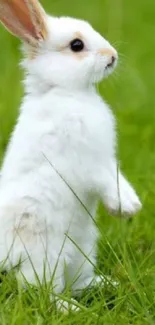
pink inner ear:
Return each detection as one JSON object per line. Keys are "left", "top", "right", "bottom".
{"left": 0, "top": 2, "right": 28, "bottom": 40}
{"left": 5, "top": 0, "right": 39, "bottom": 39}
{"left": 0, "top": 0, "right": 47, "bottom": 43}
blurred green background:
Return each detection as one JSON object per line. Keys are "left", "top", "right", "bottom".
{"left": 0, "top": 0, "right": 155, "bottom": 323}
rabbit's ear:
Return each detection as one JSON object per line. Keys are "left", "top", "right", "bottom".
{"left": 0, "top": 0, "right": 48, "bottom": 46}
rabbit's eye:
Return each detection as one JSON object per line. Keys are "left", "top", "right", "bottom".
{"left": 70, "top": 39, "right": 84, "bottom": 52}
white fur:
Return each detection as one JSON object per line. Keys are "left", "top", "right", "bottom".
{"left": 0, "top": 14, "right": 141, "bottom": 299}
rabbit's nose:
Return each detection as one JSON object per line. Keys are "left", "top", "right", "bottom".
{"left": 98, "top": 48, "right": 118, "bottom": 67}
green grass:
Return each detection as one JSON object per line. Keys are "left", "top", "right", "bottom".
{"left": 0, "top": 0, "right": 155, "bottom": 323}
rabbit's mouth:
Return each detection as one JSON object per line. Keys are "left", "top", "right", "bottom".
{"left": 104, "top": 56, "right": 117, "bottom": 78}
{"left": 105, "top": 55, "right": 116, "bottom": 69}
{"left": 105, "top": 55, "right": 117, "bottom": 71}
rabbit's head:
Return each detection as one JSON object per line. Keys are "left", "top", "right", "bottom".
{"left": 0, "top": 0, "right": 118, "bottom": 93}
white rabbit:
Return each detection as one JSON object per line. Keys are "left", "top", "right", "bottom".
{"left": 0, "top": 0, "right": 141, "bottom": 311}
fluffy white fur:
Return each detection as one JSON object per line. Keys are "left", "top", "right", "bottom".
{"left": 0, "top": 9, "right": 141, "bottom": 304}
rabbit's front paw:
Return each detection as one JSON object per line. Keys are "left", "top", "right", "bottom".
{"left": 118, "top": 186, "right": 141, "bottom": 217}
{"left": 105, "top": 179, "right": 142, "bottom": 217}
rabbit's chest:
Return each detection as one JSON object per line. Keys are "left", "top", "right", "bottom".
{"left": 41, "top": 100, "right": 116, "bottom": 170}
{"left": 64, "top": 102, "right": 114, "bottom": 149}
{"left": 34, "top": 93, "right": 116, "bottom": 157}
